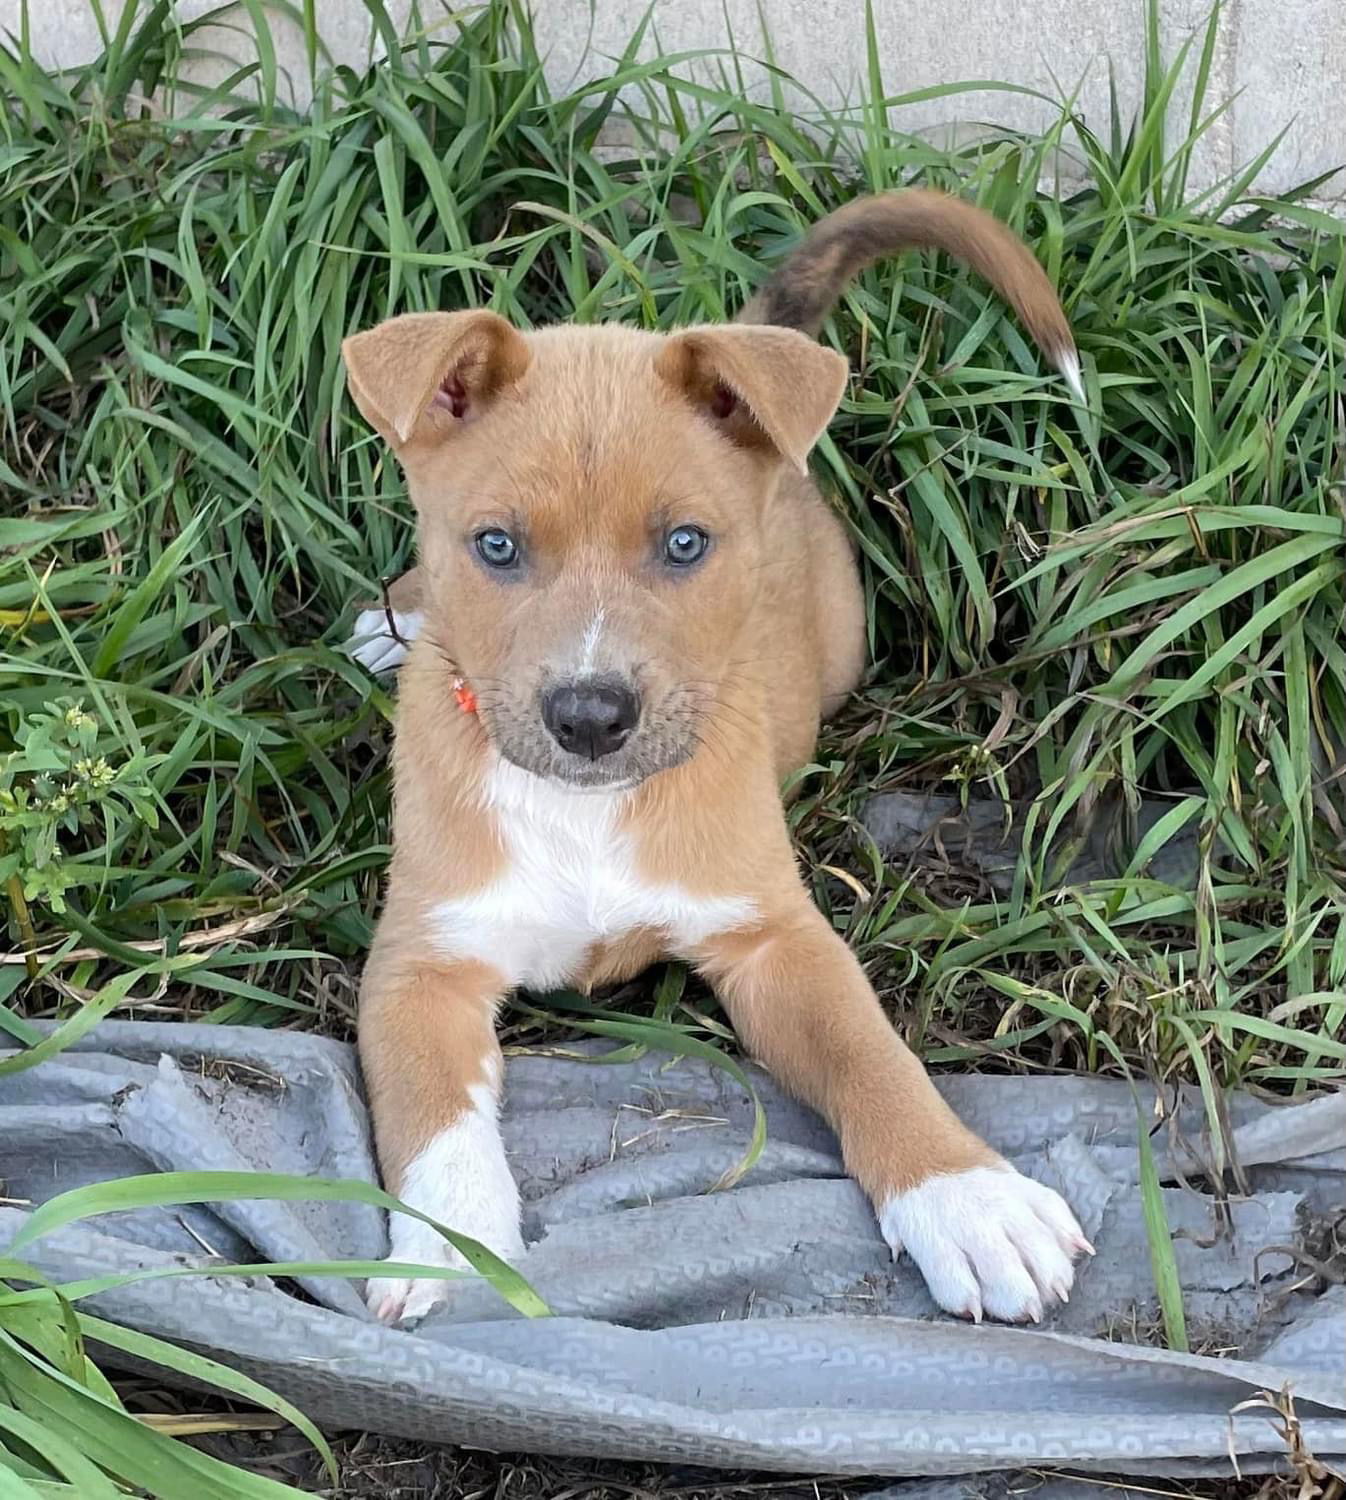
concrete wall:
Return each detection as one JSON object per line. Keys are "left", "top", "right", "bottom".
{"left": 9, "top": 1, "right": 1344, "bottom": 201}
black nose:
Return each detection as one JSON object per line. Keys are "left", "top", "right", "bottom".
{"left": 541, "top": 678, "right": 641, "bottom": 760}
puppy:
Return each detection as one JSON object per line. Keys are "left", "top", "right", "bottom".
{"left": 343, "top": 189, "right": 1090, "bottom": 1327}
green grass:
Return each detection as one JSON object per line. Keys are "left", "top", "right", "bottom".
{"left": 3, "top": 0, "right": 1341, "bottom": 1079}
{"left": 1, "top": 1233, "right": 337, "bottom": 1498}
{"left": 1, "top": 0, "right": 1344, "bottom": 1489}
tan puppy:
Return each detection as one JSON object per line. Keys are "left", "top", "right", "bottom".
{"left": 343, "top": 190, "right": 1091, "bottom": 1327}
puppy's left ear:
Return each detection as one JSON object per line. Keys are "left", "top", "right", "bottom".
{"left": 655, "top": 325, "right": 848, "bottom": 474}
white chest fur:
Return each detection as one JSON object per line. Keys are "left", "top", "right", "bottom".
{"left": 430, "top": 759, "right": 755, "bottom": 988}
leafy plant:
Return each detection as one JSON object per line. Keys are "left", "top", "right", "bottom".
{"left": 1, "top": 702, "right": 161, "bottom": 944}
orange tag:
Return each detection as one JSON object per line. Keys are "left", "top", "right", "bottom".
{"left": 453, "top": 677, "right": 478, "bottom": 715}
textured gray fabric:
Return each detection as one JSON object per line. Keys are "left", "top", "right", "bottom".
{"left": 2, "top": 1020, "right": 1342, "bottom": 1484}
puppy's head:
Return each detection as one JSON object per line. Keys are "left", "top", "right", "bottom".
{"left": 343, "top": 310, "right": 847, "bottom": 789}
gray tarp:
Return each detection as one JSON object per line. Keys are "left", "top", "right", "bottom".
{"left": 2, "top": 1020, "right": 1343, "bottom": 1489}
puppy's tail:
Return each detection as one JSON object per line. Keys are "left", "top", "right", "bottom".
{"left": 737, "top": 188, "right": 1082, "bottom": 400}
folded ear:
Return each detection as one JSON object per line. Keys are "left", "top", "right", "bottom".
{"left": 654, "top": 325, "right": 849, "bottom": 473}
{"left": 342, "top": 310, "right": 530, "bottom": 447}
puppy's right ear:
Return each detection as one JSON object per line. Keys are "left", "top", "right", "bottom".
{"left": 342, "top": 310, "right": 530, "bottom": 448}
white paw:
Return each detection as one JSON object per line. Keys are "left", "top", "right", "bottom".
{"left": 367, "top": 1094, "right": 525, "bottom": 1325}
{"left": 880, "top": 1163, "right": 1093, "bottom": 1324}
{"left": 366, "top": 1212, "right": 525, "bottom": 1326}
{"left": 345, "top": 607, "right": 423, "bottom": 674}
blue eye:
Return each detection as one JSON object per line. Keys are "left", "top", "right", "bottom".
{"left": 664, "top": 525, "right": 710, "bottom": 567}
{"left": 475, "top": 528, "right": 519, "bottom": 568}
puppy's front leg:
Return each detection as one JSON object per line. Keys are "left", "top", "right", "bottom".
{"left": 695, "top": 901, "right": 1091, "bottom": 1323}
{"left": 358, "top": 952, "right": 523, "bottom": 1324}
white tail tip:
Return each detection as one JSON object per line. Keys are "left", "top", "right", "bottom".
{"left": 1055, "top": 348, "right": 1086, "bottom": 406}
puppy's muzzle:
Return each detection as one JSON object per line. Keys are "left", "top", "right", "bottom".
{"left": 541, "top": 676, "right": 641, "bottom": 761}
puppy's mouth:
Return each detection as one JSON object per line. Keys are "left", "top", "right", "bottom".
{"left": 525, "top": 761, "right": 642, "bottom": 792}
{"left": 492, "top": 734, "right": 689, "bottom": 792}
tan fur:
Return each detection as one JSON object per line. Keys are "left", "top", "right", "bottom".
{"left": 347, "top": 191, "right": 1076, "bottom": 1278}
{"left": 737, "top": 186, "right": 1075, "bottom": 365}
